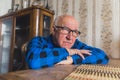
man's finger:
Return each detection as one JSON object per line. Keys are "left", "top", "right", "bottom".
{"left": 79, "top": 50, "right": 92, "bottom": 55}
{"left": 77, "top": 53, "right": 85, "bottom": 60}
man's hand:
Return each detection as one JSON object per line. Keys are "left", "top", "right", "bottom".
{"left": 66, "top": 49, "right": 92, "bottom": 59}
{"left": 56, "top": 56, "right": 73, "bottom": 65}
{"left": 55, "top": 49, "right": 92, "bottom": 65}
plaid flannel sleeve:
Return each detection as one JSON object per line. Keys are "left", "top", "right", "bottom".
{"left": 26, "top": 37, "right": 69, "bottom": 69}
{"left": 71, "top": 39, "right": 109, "bottom": 65}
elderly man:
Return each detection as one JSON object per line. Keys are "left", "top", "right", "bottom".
{"left": 26, "top": 14, "right": 109, "bottom": 69}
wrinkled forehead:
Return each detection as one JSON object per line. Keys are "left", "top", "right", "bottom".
{"left": 55, "top": 15, "right": 79, "bottom": 29}
{"left": 62, "top": 17, "right": 79, "bottom": 27}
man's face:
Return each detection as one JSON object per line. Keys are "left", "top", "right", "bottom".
{"left": 53, "top": 17, "right": 79, "bottom": 48}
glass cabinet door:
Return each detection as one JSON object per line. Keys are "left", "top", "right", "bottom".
{"left": 0, "top": 18, "right": 13, "bottom": 74}
{"left": 12, "top": 14, "right": 30, "bottom": 71}
{"left": 42, "top": 15, "right": 51, "bottom": 37}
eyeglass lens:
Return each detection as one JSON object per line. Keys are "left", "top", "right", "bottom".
{"left": 54, "top": 25, "right": 81, "bottom": 37}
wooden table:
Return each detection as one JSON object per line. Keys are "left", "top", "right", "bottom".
{"left": 0, "top": 59, "right": 120, "bottom": 80}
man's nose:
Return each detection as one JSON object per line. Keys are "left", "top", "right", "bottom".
{"left": 66, "top": 32, "right": 72, "bottom": 40}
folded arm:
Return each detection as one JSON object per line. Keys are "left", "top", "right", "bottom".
{"left": 71, "top": 48, "right": 109, "bottom": 65}
{"left": 26, "top": 37, "right": 69, "bottom": 69}
{"left": 67, "top": 39, "right": 109, "bottom": 65}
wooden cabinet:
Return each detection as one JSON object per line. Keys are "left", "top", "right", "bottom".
{"left": 0, "top": 5, "right": 54, "bottom": 73}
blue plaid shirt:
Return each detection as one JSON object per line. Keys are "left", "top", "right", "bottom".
{"left": 26, "top": 35, "right": 109, "bottom": 69}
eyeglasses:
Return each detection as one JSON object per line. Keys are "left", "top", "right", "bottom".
{"left": 54, "top": 25, "right": 81, "bottom": 37}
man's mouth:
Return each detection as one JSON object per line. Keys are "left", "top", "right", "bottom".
{"left": 64, "top": 41, "right": 72, "bottom": 44}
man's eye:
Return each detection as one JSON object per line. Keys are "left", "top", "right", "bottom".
{"left": 74, "top": 30, "right": 79, "bottom": 33}
{"left": 61, "top": 29, "right": 68, "bottom": 33}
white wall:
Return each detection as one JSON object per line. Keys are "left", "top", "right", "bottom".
{"left": 0, "top": 0, "right": 12, "bottom": 16}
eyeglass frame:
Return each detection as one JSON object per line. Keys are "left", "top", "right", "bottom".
{"left": 54, "top": 25, "right": 81, "bottom": 37}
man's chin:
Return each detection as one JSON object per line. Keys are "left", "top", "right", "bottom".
{"left": 62, "top": 45, "right": 72, "bottom": 49}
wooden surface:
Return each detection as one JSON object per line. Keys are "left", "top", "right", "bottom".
{"left": 0, "top": 59, "right": 120, "bottom": 80}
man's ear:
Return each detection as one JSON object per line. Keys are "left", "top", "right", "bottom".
{"left": 51, "top": 26, "right": 55, "bottom": 34}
